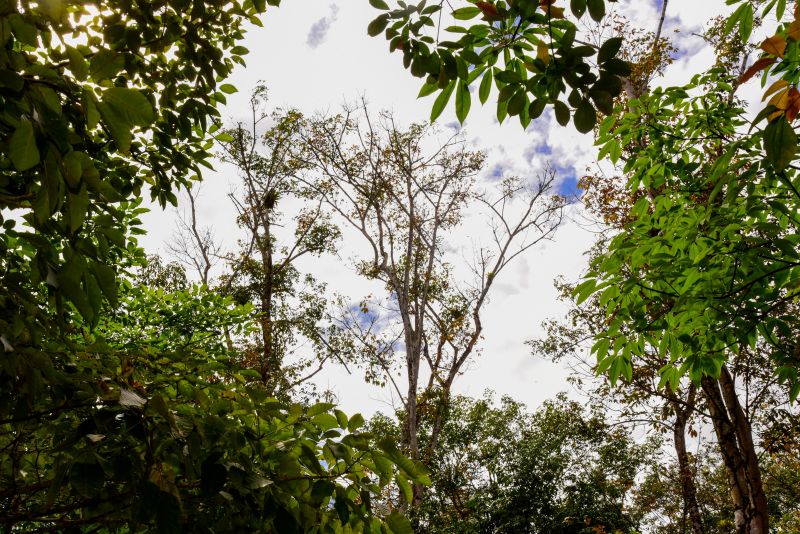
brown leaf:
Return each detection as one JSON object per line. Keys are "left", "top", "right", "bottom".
{"left": 541, "top": 5, "right": 565, "bottom": 18}
{"left": 476, "top": 1, "right": 501, "bottom": 19}
{"left": 761, "top": 35, "right": 787, "bottom": 58}
{"left": 738, "top": 57, "right": 776, "bottom": 84}
{"left": 788, "top": 20, "right": 800, "bottom": 41}
{"left": 786, "top": 88, "right": 800, "bottom": 122}
{"left": 537, "top": 40, "right": 550, "bottom": 65}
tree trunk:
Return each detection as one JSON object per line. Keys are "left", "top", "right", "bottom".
{"left": 671, "top": 391, "right": 705, "bottom": 534}
{"left": 701, "top": 369, "right": 768, "bottom": 534}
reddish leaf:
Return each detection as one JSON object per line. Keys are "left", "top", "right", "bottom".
{"left": 787, "top": 88, "right": 800, "bottom": 122}
{"left": 788, "top": 20, "right": 800, "bottom": 41}
{"left": 476, "top": 1, "right": 501, "bottom": 19}
{"left": 738, "top": 57, "right": 776, "bottom": 84}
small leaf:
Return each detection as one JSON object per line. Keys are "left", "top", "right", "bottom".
{"left": 219, "top": 83, "right": 238, "bottom": 94}
{"left": 369, "top": 0, "right": 390, "bottom": 9}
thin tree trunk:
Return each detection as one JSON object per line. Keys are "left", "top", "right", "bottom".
{"left": 718, "top": 366, "right": 769, "bottom": 534}
{"left": 670, "top": 387, "right": 705, "bottom": 534}
{"left": 701, "top": 370, "right": 768, "bottom": 534}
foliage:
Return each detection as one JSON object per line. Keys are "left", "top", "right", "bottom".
{"left": 369, "top": 0, "right": 628, "bottom": 131}
{"left": 1, "top": 257, "right": 428, "bottom": 532}
{"left": 298, "top": 105, "right": 564, "bottom": 511}
{"left": 574, "top": 66, "right": 800, "bottom": 399}
{"left": 0, "top": 0, "right": 274, "bottom": 347}
{"left": 0, "top": 3, "right": 429, "bottom": 531}
{"left": 211, "top": 87, "right": 342, "bottom": 398}
{"left": 370, "top": 392, "right": 657, "bottom": 534}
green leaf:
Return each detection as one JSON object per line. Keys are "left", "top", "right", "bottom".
{"left": 598, "top": 37, "right": 623, "bottom": 64}
{"left": 573, "top": 99, "right": 597, "bottom": 133}
{"left": 739, "top": 3, "right": 754, "bottom": 42}
{"left": 507, "top": 90, "right": 526, "bottom": 117}
{"left": 418, "top": 81, "right": 438, "bottom": 98}
{"left": 395, "top": 475, "right": 412, "bottom": 503}
{"left": 67, "top": 186, "right": 90, "bottom": 233}
{"left": 776, "top": 0, "right": 787, "bottom": 20}
{"left": 102, "top": 87, "right": 155, "bottom": 126}
{"left": 455, "top": 79, "right": 471, "bottom": 124}
{"left": 570, "top": 0, "right": 587, "bottom": 18}
{"left": 764, "top": 118, "right": 797, "bottom": 172}
{"left": 724, "top": 3, "right": 746, "bottom": 35}
{"left": 347, "top": 413, "right": 365, "bottom": 432}
{"left": 452, "top": 7, "right": 480, "bottom": 20}
{"left": 554, "top": 100, "right": 570, "bottom": 126}
{"left": 219, "top": 83, "right": 238, "bottom": 94}
{"left": 589, "top": 89, "right": 614, "bottom": 115}
{"left": 312, "top": 412, "right": 340, "bottom": 430}
{"left": 308, "top": 402, "right": 335, "bottom": 416}
{"left": 9, "top": 119, "right": 40, "bottom": 171}
{"left": 587, "top": 0, "right": 605, "bottom": 21}
{"left": 431, "top": 80, "right": 456, "bottom": 122}
{"left": 67, "top": 48, "right": 89, "bottom": 81}
{"left": 89, "top": 50, "right": 124, "bottom": 81}
{"left": 386, "top": 512, "right": 414, "bottom": 534}
{"left": 369, "top": 0, "right": 390, "bottom": 9}
{"left": 602, "top": 58, "right": 631, "bottom": 77}
{"left": 478, "top": 69, "right": 492, "bottom": 104}
{"left": 368, "top": 14, "right": 389, "bottom": 36}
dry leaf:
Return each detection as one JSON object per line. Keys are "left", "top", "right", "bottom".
{"left": 761, "top": 35, "right": 787, "bottom": 58}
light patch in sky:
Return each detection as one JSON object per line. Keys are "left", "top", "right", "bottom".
{"left": 306, "top": 4, "right": 338, "bottom": 49}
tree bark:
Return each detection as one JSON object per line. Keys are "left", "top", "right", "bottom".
{"left": 670, "top": 386, "right": 705, "bottom": 534}
{"left": 701, "top": 368, "right": 768, "bottom": 534}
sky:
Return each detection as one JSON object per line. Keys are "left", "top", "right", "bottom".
{"left": 138, "top": 0, "right": 756, "bottom": 417}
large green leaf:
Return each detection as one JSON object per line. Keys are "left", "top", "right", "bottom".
{"left": 455, "top": 79, "right": 471, "bottom": 124}
{"left": 386, "top": 512, "right": 413, "bottom": 534}
{"left": 102, "top": 87, "right": 155, "bottom": 126}
{"left": 573, "top": 99, "right": 597, "bottom": 133}
{"left": 9, "top": 119, "right": 40, "bottom": 170}
{"left": 431, "top": 80, "right": 456, "bottom": 122}
{"left": 764, "top": 118, "right": 797, "bottom": 172}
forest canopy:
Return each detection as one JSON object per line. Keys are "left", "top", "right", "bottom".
{"left": 1, "top": 0, "right": 799, "bottom": 532}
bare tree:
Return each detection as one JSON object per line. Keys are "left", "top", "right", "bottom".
{"left": 167, "top": 185, "right": 221, "bottom": 285}
{"left": 298, "top": 104, "right": 565, "bottom": 503}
